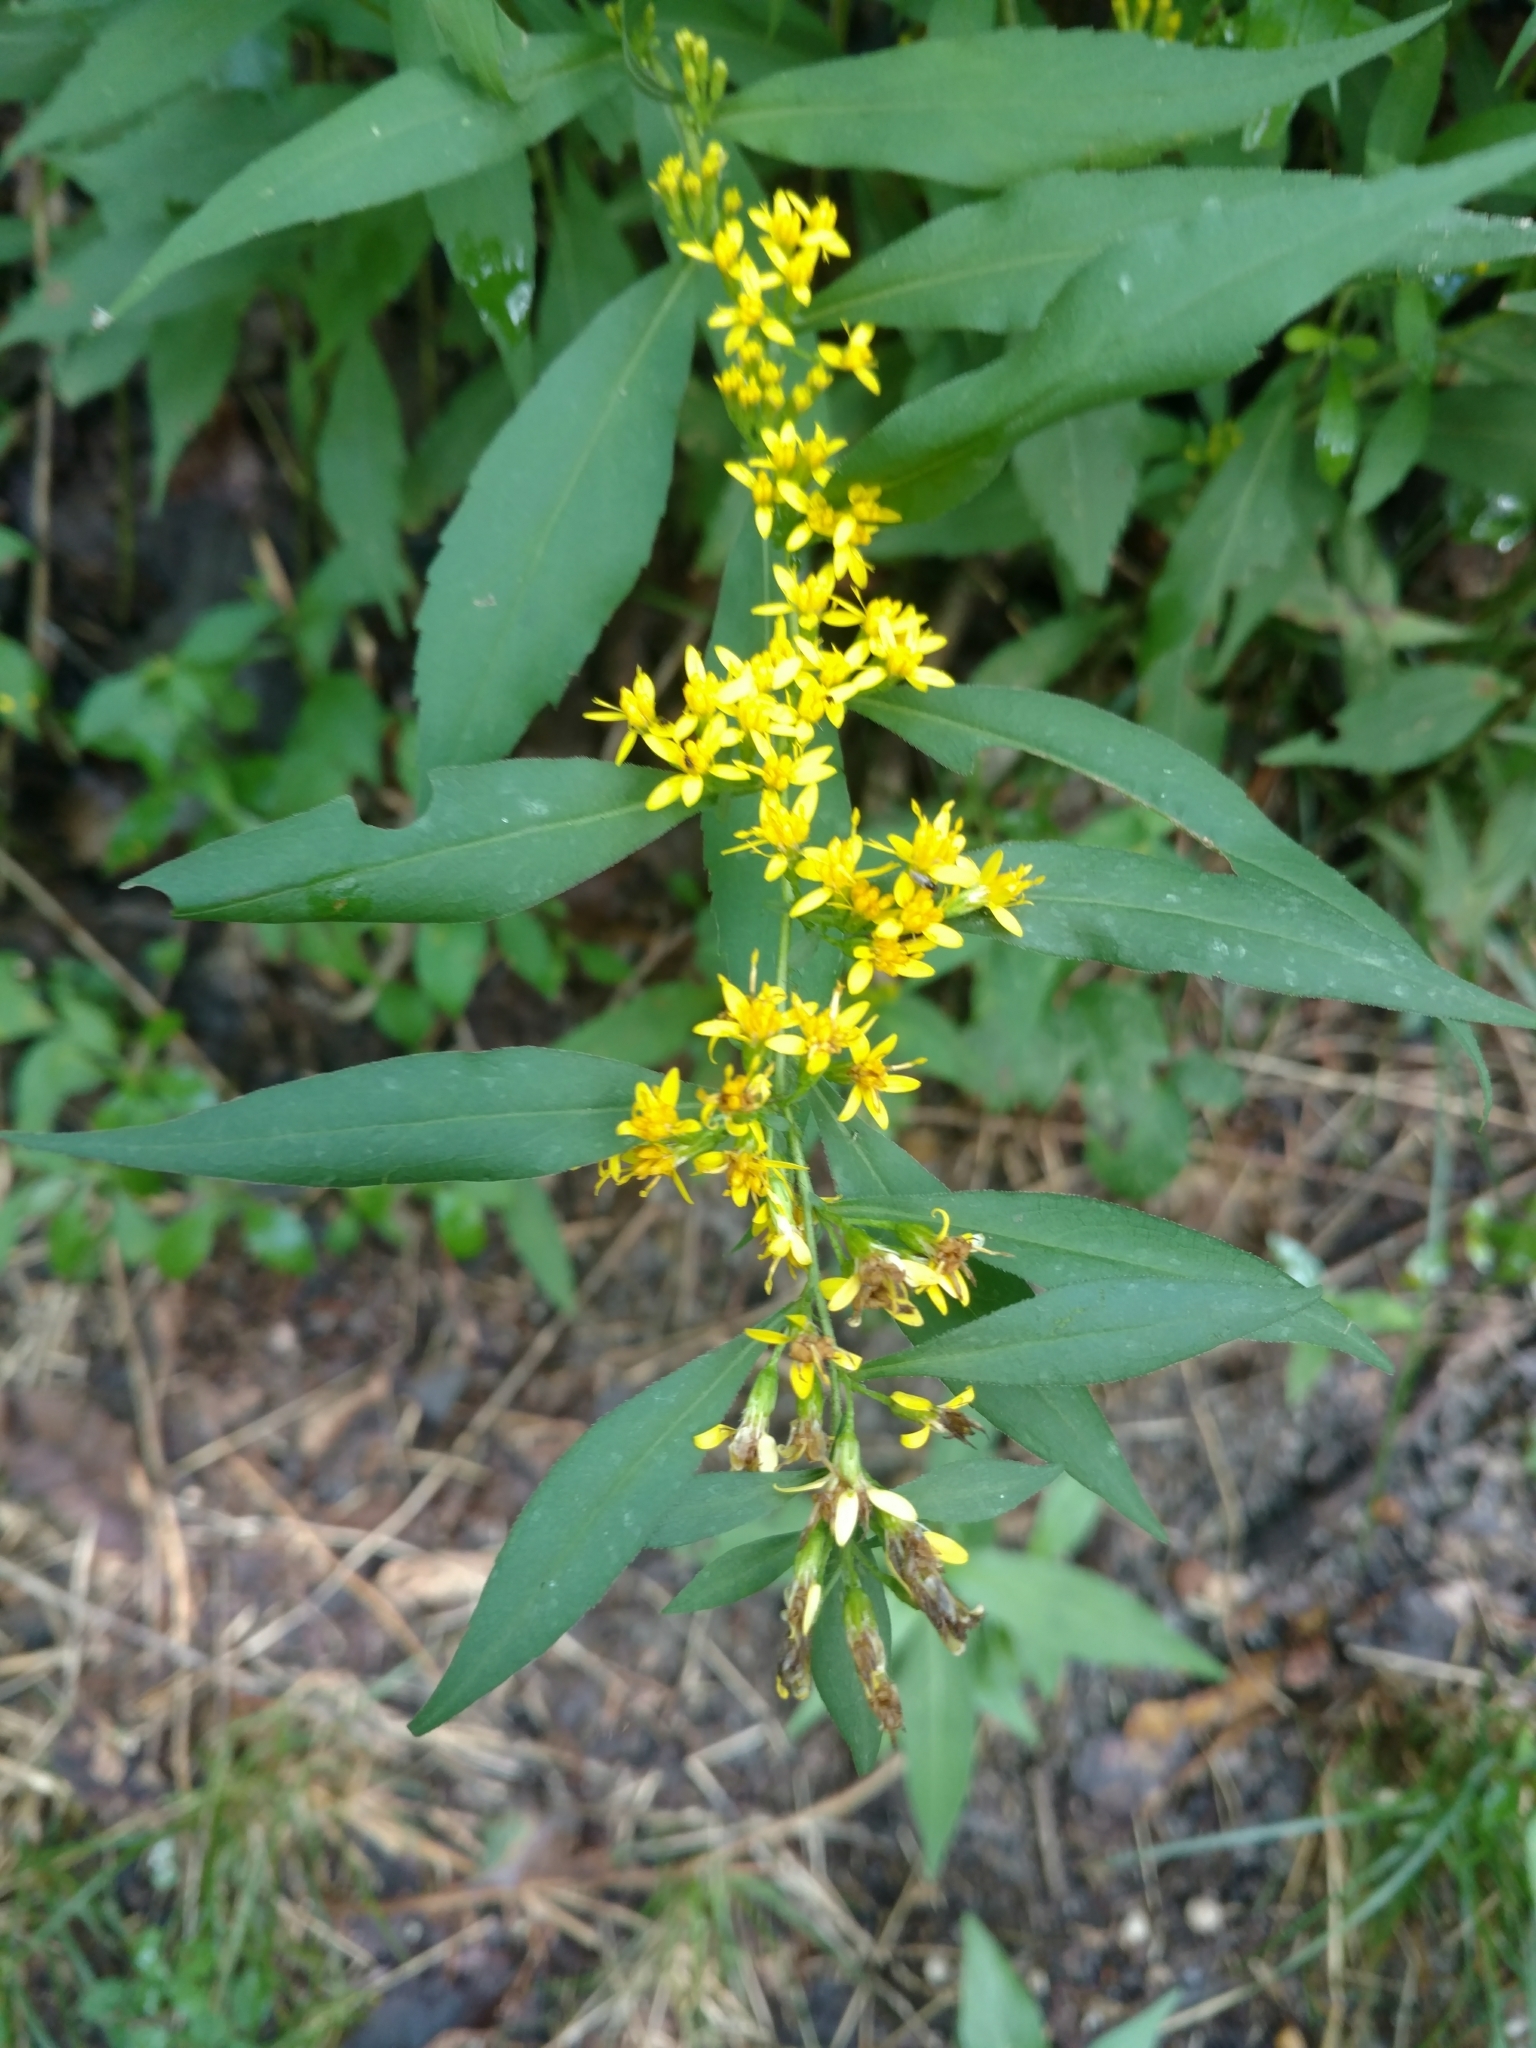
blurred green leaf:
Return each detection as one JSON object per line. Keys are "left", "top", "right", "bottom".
{"left": 114, "top": 50, "right": 618, "bottom": 313}
{"left": 957, "top": 1914, "right": 1046, "bottom": 2048}
{"left": 1263, "top": 665, "right": 1515, "bottom": 775}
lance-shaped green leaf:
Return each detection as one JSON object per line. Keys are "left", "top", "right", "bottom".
{"left": 902, "top": 1620, "right": 977, "bottom": 1874}
{"left": 134, "top": 759, "right": 682, "bottom": 922}
{"left": 815, "top": 165, "right": 1536, "bottom": 337}
{"left": 842, "top": 131, "right": 1536, "bottom": 519}
{"left": 717, "top": 15, "right": 1429, "bottom": 189}
{"left": 862, "top": 1279, "right": 1302, "bottom": 1387}
{"left": 113, "top": 51, "right": 617, "bottom": 315}
{"left": 957, "top": 1552, "right": 1222, "bottom": 1694}
{"left": 1263, "top": 664, "right": 1514, "bottom": 776}
{"left": 975, "top": 839, "right": 1513, "bottom": 1017}
{"left": 857, "top": 686, "right": 1534, "bottom": 1029}
{"left": 900, "top": 1459, "right": 1058, "bottom": 1526}
{"left": 412, "top": 1335, "right": 758, "bottom": 1730}
{"left": 666, "top": 1532, "right": 800, "bottom": 1614}
{"left": 415, "top": 263, "right": 697, "bottom": 770}
{"left": 8, "top": 0, "right": 293, "bottom": 158}
{"left": 820, "top": 1120, "right": 1390, "bottom": 1370}
{"left": 7, "top": 1048, "right": 646, "bottom": 1185}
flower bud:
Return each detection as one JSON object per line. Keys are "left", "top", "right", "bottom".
{"left": 776, "top": 1523, "right": 831, "bottom": 1702}
{"left": 729, "top": 1361, "right": 781, "bottom": 1472}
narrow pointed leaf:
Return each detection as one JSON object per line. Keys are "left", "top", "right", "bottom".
{"left": 665, "top": 1532, "right": 799, "bottom": 1613}
{"left": 957, "top": 1915, "right": 1047, "bottom": 2048}
{"left": 135, "top": 759, "right": 681, "bottom": 922}
{"left": 717, "top": 16, "right": 1430, "bottom": 188}
{"left": 980, "top": 839, "right": 1514, "bottom": 1016}
{"left": 114, "top": 52, "right": 617, "bottom": 314}
{"left": 11, "top": 0, "right": 292, "bottom": 157}
{"left": 7, "top": 1047, "right": 645, "bottom": 1185}
{"left": 901, "top": 1621, "right": 976, "bottom": 1873}
{"left": 858, "top": 686, "right": 1533, "bottom": 1028}
{"left": 843, "top": 133, "right": 1536, "bottom": 519}
{"left": 411, "top": 1336, "right": 758, "bottom": 1730}
{"left": 958, "top": 1551, "right": 1222, "bottom": 1689}
{"left": 863, "top": 1279, "right": 1301, "bottom": 1387}
{"left": 415, "top": 263, "right": 697, "bottom": 770}
{"left": 816, "top": 165, "right": 1536, "bottom": 335}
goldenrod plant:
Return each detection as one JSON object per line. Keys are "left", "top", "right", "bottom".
{"left": 7, "top": 0, "right": 1536, "bottom": 1832}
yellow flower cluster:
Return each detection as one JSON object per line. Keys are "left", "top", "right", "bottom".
{"left": 1112, "top": 0, "right": 1181, "bottom": 37}
{"left": 588, "top": 36, "right": 1043, "bottom": 1734}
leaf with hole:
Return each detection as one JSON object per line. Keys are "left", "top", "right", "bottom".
{"left": 136, "top": 759, "right": 680, "bottom": 923}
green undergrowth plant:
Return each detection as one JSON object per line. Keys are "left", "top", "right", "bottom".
{"left": 0, "top": 1696, "right": 421, "bottom": 2048}
{"left": 6, "top": 0, "right": 1536, "bottom": 1881}
{"left": 1120, "top": 1690, "right": 1536, "bottom": 2047}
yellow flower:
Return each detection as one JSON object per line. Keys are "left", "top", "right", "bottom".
{"left": 880, "top": 871, "right": 965, "bottom": 951}
{"left": 745, "top": 737, "right": 837, "bottom": 794}
{"left": 755, "top": 562, "right": 840, "bottom": 631}
{"left": 890, "top": 1386, "right": 978, "bottom": 1450}
{"left": 858, "top": 596, "right": 952, "bottom": 692}
{"left": 732, "top": 784, "right": 820, "bottom": 879}
{"left": 790, "top": 830, "right": 889, "bottom": 917}
{"left": 767, "top": 988, "right": 871, "bottom": 1075}
{"left": 725, "top": 459, "right": 779, "bottom": 537}
{"left": 837, "top": 1032, "right": 922, "bottom": 1129}
{"left": 694, "top": 1144, "right": 775, "bottom": 1207}
{"left": 846, "top": 931, "right": 936, "bottom": 995}
{"left": 952, "top": 849, "right": 1042, "bottom": 938}
{"left": 695, "top": 1063, "right": 771, "bottom": 1127}
{"left": 818, "top": 321, "right": 881, "bottom": 394}
{"left": 617, "top": 1067, "right": 700, "bottom": 1149}
{"left": 885, "top": 799, "right": 969, "bottom": 884}
{"left": 585, "top": 667, "right": 663, "bottom": 763}
{"left": 708, "top": 259, "right": 796, "bottom": 353}
{"left": 643, "top": 712, "right": 751, "bottom": 809}
{"left": 693, "top": 1422, "right": 733, "bottom": 1450}
{"left": 694, "top": 974, "right": 789, "bottom": 1054}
